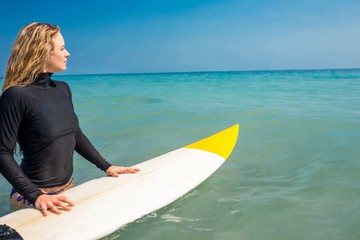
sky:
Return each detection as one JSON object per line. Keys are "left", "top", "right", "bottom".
{"left": 0, "top": 0, "right": 360, "bottom": 76}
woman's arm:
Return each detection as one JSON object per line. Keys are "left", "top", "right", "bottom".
{"left": 0, "top": 88, "right": 43, "bottom": 205}
{"left": 74, "top": 128, "right": 140, "bottom": 175}
{"left": 74, "top": 128, "right": 112, "bottom": 171}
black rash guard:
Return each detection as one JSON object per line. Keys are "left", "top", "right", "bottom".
{"left": 0, "top": 73, "right": 112, "bottom": 205}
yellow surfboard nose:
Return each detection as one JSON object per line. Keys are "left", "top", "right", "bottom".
{"left": 184, "top": 124, "right": 239, "bottom": 160}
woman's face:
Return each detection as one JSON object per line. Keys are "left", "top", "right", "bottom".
{"left": 46, "top": 32, "right": 70, "bottom": 73}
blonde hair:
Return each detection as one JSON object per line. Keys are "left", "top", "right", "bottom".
{"left": 2, "top": 22, "right": 60, "bottom": 92}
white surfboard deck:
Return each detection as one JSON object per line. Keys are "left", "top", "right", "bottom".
{"left": 0, "top": 124, "right": 239, "bottom": 240}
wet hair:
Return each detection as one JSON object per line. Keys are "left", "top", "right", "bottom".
{"left": 2, "top": 22, "right": 60, "bottom": 91}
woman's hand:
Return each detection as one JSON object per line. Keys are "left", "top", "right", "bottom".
{"left": 35, "top": 194, "right": 75, "bottom": 217}
{"left": 106, "top": 166, "right": 140, "bottom": 177}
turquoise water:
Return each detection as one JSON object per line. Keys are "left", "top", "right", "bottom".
{"left": 0, "top": 69, "right": 360, "bottom": 239}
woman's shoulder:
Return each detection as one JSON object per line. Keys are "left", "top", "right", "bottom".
{"left": 0, "top": 85, "right": 33, "bottom": 107}
{"left": 52, "top": 80, "right": 72, "bottom": 98}
{"left": 1, "top": 85, "right": 30, "bottom": 99}
{"left": 52, "top": 80, "right": 70, "bottom": 89}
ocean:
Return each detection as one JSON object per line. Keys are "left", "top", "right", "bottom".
{"left": 0, "top": 69, "right": 359, "bottom": 239}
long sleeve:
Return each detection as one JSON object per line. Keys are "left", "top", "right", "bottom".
{"left": 0, "top": 88, "right": 43, "bottom": 205}
{"left": 65, "top": 82, "right": 112, "bottom": 172}
{"left": 74, "top": 128, "right": 112, "bottom": 171}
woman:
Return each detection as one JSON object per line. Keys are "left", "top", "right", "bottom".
{"left": 0, "top": 22, "right": 140, "bottom": 217}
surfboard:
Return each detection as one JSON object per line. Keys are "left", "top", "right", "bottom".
{"left": 0, "top": 124, "right": 239, "bottom": 240}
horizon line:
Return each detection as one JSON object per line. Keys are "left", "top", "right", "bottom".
{"left": 0, "top": 67, "right": 359, "bottom": 79}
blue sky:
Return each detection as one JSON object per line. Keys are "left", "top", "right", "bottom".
{"left": 0, "top": 0, "right": 359, "bottom": 75}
